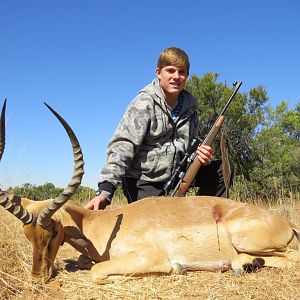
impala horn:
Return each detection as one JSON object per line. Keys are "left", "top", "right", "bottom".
{"left": 0, "top": 99, "right": 34, "bottom": 224}
{"left": 36, "top": 103, "right": 84, "bottom": 228}
{"left": 0, "top": 99, "right": 6, "bottom": 161}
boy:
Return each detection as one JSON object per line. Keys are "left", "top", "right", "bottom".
{"left": 86, "top": 47, "right": 226, "bottom": 210}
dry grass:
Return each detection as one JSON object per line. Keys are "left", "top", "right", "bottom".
{"left": 1, "top": 200, "right": 300, "bottom": 300}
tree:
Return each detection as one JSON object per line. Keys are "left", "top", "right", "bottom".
{"left": 250, "top": 102, "right": 300, "bottom": 198}
{"left": 281, "top": 102, "right": 300, "bottom": 140}
{"left": 7, "top": 182, "right": 96, "bottom": 202}
{"left": 186, "top": 73, "right": 299, "bottom": 200}
{"left": 7, "top": 182, "right": 63, "bottom": 201}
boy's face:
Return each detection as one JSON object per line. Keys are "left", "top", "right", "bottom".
{"left": 156, "top": 65, "right": 188, "bottom": 98}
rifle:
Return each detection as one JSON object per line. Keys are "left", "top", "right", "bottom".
{"left": 164, "top": 81, "right": 242, "bottom": 197}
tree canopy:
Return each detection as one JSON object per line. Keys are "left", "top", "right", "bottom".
{"left": 7, "top": 182, "right": 95, "bottom": 203}
{"left": 186, "top": 73, "right": 300, "bottom": 200}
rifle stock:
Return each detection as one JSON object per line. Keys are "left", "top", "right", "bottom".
{"left": 176, "top": 115, "right": 225, "bottom": 196}
{"left": 172, "top": 81, "right": 242, "bottom": 197}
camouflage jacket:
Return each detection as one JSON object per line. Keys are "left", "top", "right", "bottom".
{"left": 98, "top": 78, "right": 199, "bottom": 199}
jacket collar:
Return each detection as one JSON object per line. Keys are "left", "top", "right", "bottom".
{"left": 139, "top": 78, "right": 196, "bottom": 112}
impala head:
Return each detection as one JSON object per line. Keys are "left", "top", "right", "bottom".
{"left": 0, "top": 100, "right": 84, "bottom": 282}
{"left": 23, "top": 213, "right": 65, "bottom": 282}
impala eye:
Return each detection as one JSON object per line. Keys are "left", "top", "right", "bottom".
{"left": 52, "top": 228, "right": 58, "bottom": 238}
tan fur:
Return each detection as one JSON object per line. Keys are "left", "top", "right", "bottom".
{"left": 15, "top": 195, "right": 300, "bottom": 283}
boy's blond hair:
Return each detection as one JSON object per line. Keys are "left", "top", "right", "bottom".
{"left": 157, "top": 47, "right": 190, "bottom": 74}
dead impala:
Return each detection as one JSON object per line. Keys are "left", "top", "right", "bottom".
{"left": 0, "top": 100, "right": 300, "bottom": 284}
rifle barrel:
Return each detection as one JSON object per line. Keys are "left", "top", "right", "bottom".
{"left": 220, "top": 81, "right": 242, "bottom": 115}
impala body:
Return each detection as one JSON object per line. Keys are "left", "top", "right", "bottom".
{"left": 1, "top": 101, "right": 300, "bottom": 284}
{"left": 22, "top": 195, "right": 300, "bottom": 283}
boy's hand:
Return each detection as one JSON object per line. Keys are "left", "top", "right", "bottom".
{"left": 196, "top": 145, "right": 214, "bottom": 166}
{"left": 84, "top": 195, "right": 109, "bottom": 210}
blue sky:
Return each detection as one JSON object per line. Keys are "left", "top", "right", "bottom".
{"left": 0, "top": 0, "right": 299, "bottom": 189}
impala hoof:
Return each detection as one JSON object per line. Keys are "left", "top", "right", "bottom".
{"left": 232, "top": 268, "right": 245, "bottom": 276}
{"left": 172, "top": 263, "right": 187, "bottom": 275}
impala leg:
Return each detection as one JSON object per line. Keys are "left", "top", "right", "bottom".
{"left": 232, "top": 253, "right": 266, "bottom": 276}
{"left": 90, "top": 251, "right": 173, "bottom": 284}
{"left": 232, "top": 251, "right": 300, "bottom": 276}
{"left": 264, "top": 249, "right": 300, "bottom": 268}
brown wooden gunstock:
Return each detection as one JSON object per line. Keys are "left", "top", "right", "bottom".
{"left": 176, "top": 115, "right": 225, "bottom": 196}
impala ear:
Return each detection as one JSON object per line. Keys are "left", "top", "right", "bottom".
{"left": 64, "top": 226, "right": 88, "bottom": 248}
